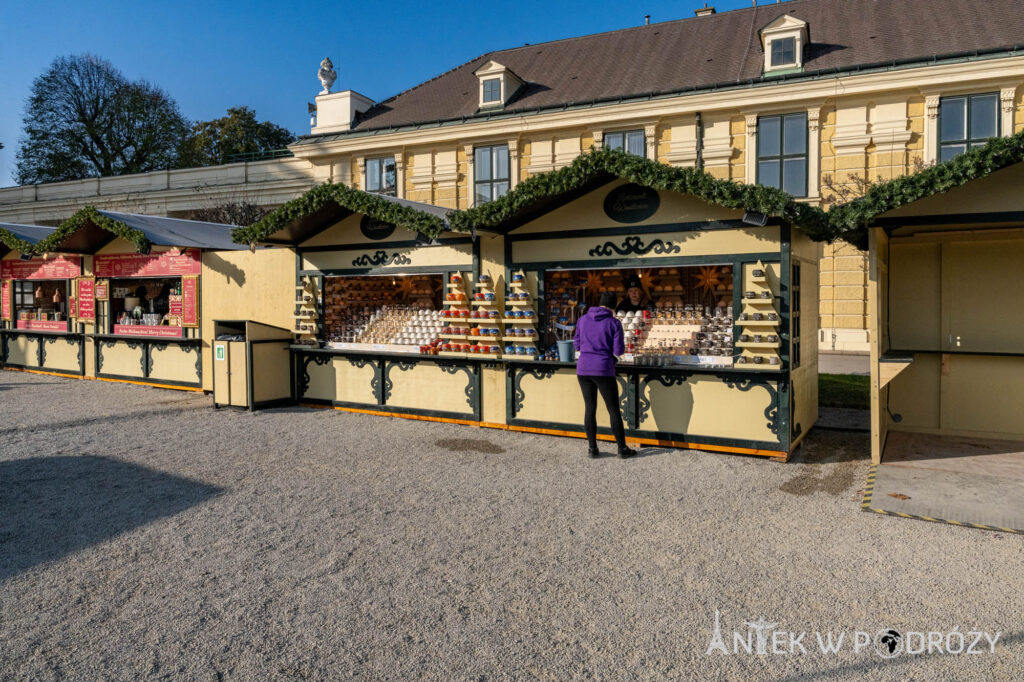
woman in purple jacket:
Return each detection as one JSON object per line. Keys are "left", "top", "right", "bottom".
{"left": 573, "top": 292, "right": 637, "bottom": 459}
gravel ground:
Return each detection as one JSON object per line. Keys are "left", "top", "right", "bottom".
{"left": 0, "top": 371, "right": 1020, "bottom": 681}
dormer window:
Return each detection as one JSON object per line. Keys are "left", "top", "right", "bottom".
{"left": 482, "top": 79, "right": 501, "bottom": 104}
{"left": 771, "top": 37, "right": 796, "bottom": 67}
{"left": 760, "top": 14, "right": 809, "bottom": 74}
{"left": 474, "top": 60, "right": 524, "bottom": 109}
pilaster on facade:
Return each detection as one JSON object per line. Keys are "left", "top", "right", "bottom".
{"left": 1001, "top": 86, "right": 1018, "bottom": 137}
{"left": 702, "top": 115, "right": 735, "bottom": 169}
{"left": 508, "top": 138, "right": 520, "bottom": 189}
{"left": 462, "top": 144, "right": 475, "bottom": 208}
{"left": 355, "top": 156, "right": 366, "bottom": 191}
{"left": 644, "top": 124, "right": 658, "bottom": 161}
{"left": 744, "top": 114, "right": 758, "bottom": 183}
{"left": 592, "top": 130, "right": 604, "bottom": 151}
{"left": 394, "top": 151, "right": 406, "bottom": 198}
{"left": 807, "top": 108, "right": 821, "bottom": 199}
{"left": 334, "top": 157, "right": 353, "bottom": 186}
{"left": 923, "top": 95, "right": 941, "bottom": 165}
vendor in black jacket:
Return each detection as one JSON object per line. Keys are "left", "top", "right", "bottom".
{"left": 615, "top": 276, "right": 652, "bottom": 313}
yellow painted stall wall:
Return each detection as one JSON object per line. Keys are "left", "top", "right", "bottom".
{"left": 201, "top": 248, "right": 296, "bottom": 392}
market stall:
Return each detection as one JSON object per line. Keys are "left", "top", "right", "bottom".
{"left": 838, "top": 140, "right": 1024, "bottom": 464}
{"left": 33, "top": 208, "right": 245, "bottom": 389}
{"left": 0, "top": 222, "right": 87, "bottom": 376}
{"left": 447, "top": 153, "right": 825, "bottom": 460}
{"left": 237, "top": 152, "right": 826, "bottom": 459}
{"left": 233, "top": 184, "right": 492, "bottom": 422}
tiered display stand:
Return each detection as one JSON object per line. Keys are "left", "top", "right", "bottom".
{"left": 294, "top": 276, "right": 320, "bottom": 346}
{"left": 736, "top": 261, "right": 781, "bottom": 369}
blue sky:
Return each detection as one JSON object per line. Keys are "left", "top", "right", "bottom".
{"left": 0, "top": 0, "right": 762, "bottom": 187}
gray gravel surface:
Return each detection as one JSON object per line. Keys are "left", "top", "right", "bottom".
{"left": 0, "top": 371, "right": 1020, "bottom": 681}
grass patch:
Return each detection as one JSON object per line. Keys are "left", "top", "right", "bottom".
{"left": 819, "top": 373, "right": 869, "bottom": 410}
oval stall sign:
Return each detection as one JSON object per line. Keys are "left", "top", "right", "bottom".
{"left": 360, "top": 215, "right": 396, "bottom": 241}
{"left": 603, "top": 183, "right": 660, "bottom": 224}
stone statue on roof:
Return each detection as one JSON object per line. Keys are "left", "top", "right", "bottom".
{"left": 318, "top": 57, "right": 337, "bottom": 95}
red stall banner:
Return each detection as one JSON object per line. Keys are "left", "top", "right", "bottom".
{"left": 94, "top": 248, "right": 201, "bottom": 278}
{"left": 1, "top": 279, "right": 10, "bottom": 321}
{"left": 95, "top": 279, "right": 109, "bottom": 301}
{"left": 16, "top": 320, "right": 67, "bottom": 332}
{"left": 76, "top": 277, "right": 96, "bottom": 321}
{"left": 0, "top": 255, "right": 82, "bottom": 280}
{"left": 69, "top": 297, "right": 77, "bottom": 318}
{"left": 114, "top": 324, "right": 183, "bottom": 338}
{"left": 181, "top": 275, "right": 199, "bottom": 327}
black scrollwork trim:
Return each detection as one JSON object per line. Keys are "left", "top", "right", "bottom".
{"left": 588, "top": 236, "right": 681, "bottom": 258}
{"left": 637, "top": 373, "right": 693, "bottom": 424}
{"left": 438, "top": 361, "right": 476, "bottom": 409}
{"left": 298, "top": 353, "right": 332, "bottom": 396}
{"left": 351, "top": 250, "right": 412, "bottom": 267}
{"left": 383, "top": 360, "right": 417, "bottom": 402}
{"left": 512, "top": 367, "right": 557, "bottom": 415}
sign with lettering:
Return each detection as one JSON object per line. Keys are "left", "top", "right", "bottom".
{"left": 16, "top": 319, "right": 67, "bottom": 332}
{"left": 94, "top": 248, "right": 201, "bottom": 278}
{"left": 181, "top": 276, "right": 199, "bottom": 327}
{"left": 603, "top": 183, "right": 661, "bottom": 224}
{"left": 69, "top": 297, "right": 77, "bottom": 318}
{"left": 1, "top": 280, "right": 10, "bottom": 321}
{"left": 0, "top": 255, "right": 82, "bottom": 280}
{"left": 94, "top": 279, "right": 109, "bottom": 301}
{"left": 114, "top": 324, "right": 184, "bottom": 338}
{"left": 76, "top": 277, "right": 96, "bottom": 321}
{"left": 360, "top": 215, "right": 396, "bottom": 241}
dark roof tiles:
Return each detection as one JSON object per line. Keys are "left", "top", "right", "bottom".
{"left": 312, "top": 0, "right": 1024, "bottom": 138}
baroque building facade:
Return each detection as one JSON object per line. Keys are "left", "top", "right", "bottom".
{"left": 2, "top": 0, "right": 1023, "bottom": 352}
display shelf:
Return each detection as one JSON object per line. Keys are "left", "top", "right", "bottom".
{"left": 502, "top": 318, "right": 536, "bottom": 324}
{"left": 736, "top": 319, "right": 780, "bottom": 327}
{"left": 504, "top": 300, "right": 532, "bottom": 306}
{"left": 736, "top": 363, "right": 782, "bottom": 371}
{"left": 742, "top": 298, "right": 777, "bottom": 307}
{"left": 440, "top": 334, "right": 468, "bottom": 340}
{"left": 736, "top": 341, "right": 781, "bottom": 349}
{"left": 502, "top": 336, "right": 538, "bottom": 342}
{"left": 474, "top": 282, "right": 496, "bottom": 289}
{"left": 471, "top": 300, "right": 499, "bottom": 306}
{"left": 437, "top": 351, "right": 468, "bottom": 358}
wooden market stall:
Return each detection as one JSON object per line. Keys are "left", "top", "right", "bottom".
{"left": 838, "top": 132, "right": 1024, "bottom": 463}
{"left": 24, "top": 208, "right": 247, "bottom": 390}
{"left": 233, "top": 184, "right": 494, "bottom": 423}
{"left": 237, "top": 151, "right": 828, "bottom": 460}
{"left": 0, "top": 222, "right": 88, "bottom": 377}
{"left": 449, "top": 152, "right": 825, "bottom": 459}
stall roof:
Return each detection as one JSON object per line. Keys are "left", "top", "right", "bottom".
{"left": 448, "top": 148, "right": 832, "bottom": 239}
{"left": 35, "top": 207, "right": 245, "bottom": 255}
{"left": 232, "top": 183, "right": 458, "bottom": 246}
{"left": 830, "top": 130, "right": 1024, "bottom": 249}
{"left": 0, "top": 222, "right": 55, "bottom": 256}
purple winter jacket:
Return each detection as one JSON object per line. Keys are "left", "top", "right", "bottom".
{"left": 573, "top": 306, "right": 625, "bottom": 376}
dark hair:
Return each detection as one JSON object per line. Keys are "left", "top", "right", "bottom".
{"left": 599, "top": 292, "right": 617, "bottom": 308}
{"left": 625, "top": 276, "right": 643, "bottom": 290}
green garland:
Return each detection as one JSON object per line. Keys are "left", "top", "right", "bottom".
{"left": 448, "top": 148, "right": 834, "bottom": 240}
{"left": 34, "top": 206, "right": 151, "bottom": 255}
{"left": 0, "top": 227, "right": 36, "bottom": 256}
{"left": 232, "top": 181, "right": 449, "bottom": 246}
{"left": 830, "top": 129, "right": 1024, "bottom": 249}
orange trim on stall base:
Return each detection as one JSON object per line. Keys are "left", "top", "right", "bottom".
{"left": 1, "top": 367, "right": 85, "bottom": 381}
{"left": 94, "top": 377, "right": 203, "bottom": 392}
{"left": 302, "top": 402, "right": 791, "bottom": 460}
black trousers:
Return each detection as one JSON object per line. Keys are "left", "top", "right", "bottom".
{"left": 577, "top": 375, "right": 627, "bottom": 450}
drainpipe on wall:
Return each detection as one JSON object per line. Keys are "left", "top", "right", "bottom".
{"left": 695, "top": 112, "right": 705, "bottom": 170}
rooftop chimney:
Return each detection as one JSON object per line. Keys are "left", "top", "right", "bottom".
{"left": 694, "top": 4, "right": 716, "bottom": 16}
{"left": 644, "top": 14, "right": 650, "bottom": 25}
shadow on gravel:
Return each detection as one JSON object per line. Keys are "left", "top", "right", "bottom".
{"left": 0, "top": 455, "right": 222, "bottom": 581}
{"left": 0, "top": 406, "right": 207, "bottom": 437}
{"left": 780, "top": 429, "right": 870, "bottom": 497}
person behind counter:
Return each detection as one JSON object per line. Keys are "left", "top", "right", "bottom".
{"left": 574, "top": 292, "right": 637, "bottom": 459}
{"left": 615, "top": 276, "right": 651, "bottom": 313}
